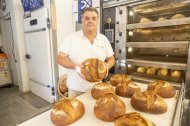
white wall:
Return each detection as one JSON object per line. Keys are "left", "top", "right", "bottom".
{"left": 55, "top": 0, "right": 73, "bottom": 77}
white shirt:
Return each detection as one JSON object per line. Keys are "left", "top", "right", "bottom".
{"left": 59, "top": 30, "right": 114, "bottom": 92}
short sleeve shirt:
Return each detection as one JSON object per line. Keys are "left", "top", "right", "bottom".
{"left": 59, "top": 30, "right": 114, "bottom": 92}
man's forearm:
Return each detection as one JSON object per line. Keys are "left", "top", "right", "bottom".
{"left": 106, "top": 56, "right": 115, "bottom": 70}
{"left": 57, "top": 52, "right": 76, "bottom": 69}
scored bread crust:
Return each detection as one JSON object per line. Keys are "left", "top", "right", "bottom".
{"left": 81, "top": 58, "right": 107, "bottom": 82}
{"left": 147, "top": 80, "right": 176, "bottom": 98}
{"left": 91, "top": 82, "right": 115, "bottom": 100}
{"left": 94, "top": 93, "right": 126, "bottom": 122}
{"left": 110, "top": 74, "right": 131, "bottom": 86}
{"left": 115, "top": 81, "right": 141, "bottom": 97}
{"left": 131, "top": 91, "right": 167, "bottom": 114}
{"left": 114, "top": 112, "right": 156, "bottom": 126}
{"left": 50, "top": 98, "right": 85, "bottom": 126}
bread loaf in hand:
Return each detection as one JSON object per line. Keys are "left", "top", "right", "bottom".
{"left": 131, "top": 91, "right": 167, "bottom": 114}
{"left": 114, "top": 112, "right": 156, "bottom": 126}
{"left": 94, "top": 93, "right": 126, "bottom": 122}
{"left": 50, "top": 98, "right": 85, "bottom": 126}
{"left": 115, "top": 80, "right": 141, "bottom": 97}
{"left": 147, "top": 80, "right": 176, "bottom": 98}
{"left": 81, "top": 58, "right": 107, "bottom": 82}
{"left": 110, "top": 74, "right": 131, "bottom": 86}
{"left": 91, "top": 82, "right": 114, "bottom": 100}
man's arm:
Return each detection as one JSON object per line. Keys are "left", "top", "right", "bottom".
{"left": 106, "top": 55, "right": 115, "bottom": 70}
{"left": 57, "top": 52, "right": 77, "bottom": 69}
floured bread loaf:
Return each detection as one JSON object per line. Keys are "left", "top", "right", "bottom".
{"left": 110, "top": 74, "right": 131, "bottom": 86}
{"left": 50, "top": 98, "right": 85, "bottom": 126}
{"left": 171, "top": 70, "right": 181, "bottom": 78}
{"left": 91, "top": 82, "right": 114, "bottom": 100}
{"left": 158, "top": 17, "right": 167, "bottom": 21}
{"left": 146, "top": 67, "right": 157, "bottom": 75}
{"left": 131, "top": 91, "right": 167, "bottom": 114}
{"left": 147, "top": 80, "right": 176, "bottom": 98}
{"left": 158, "top": 68, "right": 168, "bottom": 76}
{"left": 81, "top": 58, "right": 108, "bottom": 82}
{"left": 94, "top": 93, "right": 126, "bottom": 122}
{"left": 137, "top": 67, "right": 146, "bottom": 73}
{"left": 115, "top": 80, "right": 141, "bottom": 97}
{"left": 171, "top": 14, "right": 185, "bottom": 19}
{"left": 114, "top": 112, "right": 156, "bottom": 126}
{"left": 140, "top": 17, "right": 152, "bottom": 23}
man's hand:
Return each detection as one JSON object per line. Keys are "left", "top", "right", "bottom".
{"left": 75, "top": 65, "right": 86, "bottom": 80}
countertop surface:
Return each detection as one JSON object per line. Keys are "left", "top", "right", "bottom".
{"left": 17, "top": 82, "right": 178, "bottom": 126}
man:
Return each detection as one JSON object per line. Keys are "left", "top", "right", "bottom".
{"left": 57, "top": 7, "right": 115, "bottom": 97}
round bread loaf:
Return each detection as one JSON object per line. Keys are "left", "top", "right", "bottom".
{"left": 171, "top": 14, "right": 185, "bottom": 19}
{"left": 91, "top": 82, "right": 114, "bottom": 100}
{"left": 110, "top": 74, "right": 131, "bottom": 86}
{"left": 94, "top": 93, "right": 126, "bottom": 122}
{"left": 146, "top": 68, "right": 157, "bottom": 75}
{"left": 51, "top": 98, "right": 85, "bottom": 126}
{"left": 58, "top": 75, "right": 68, "bottom": 97}
{"left": 147, "top": 80, "right": 176, "bottom": 98}
{"left": 158, "top": 68, "right": 168, "bottom": 76}
{"left": 137, "top": 67, "right": 146, "bottom": 73}
{"left": 114, "top": 112, "right": 156, "bottom": 126}
{"left": 81, "top": 58, "right": 107, "bottom": 82}
{"left": 158, "top": 17, "right": 167, "bottom": 21}
{"left": 131, "top": 91, "right": 167, "bottom": 114}
{"left": 115, "top": 80, "right": 141, "bottom": 97}
{"left": 171, "top": 70, "right": 181, "bottom": 78}
{"left": 140, "top": 17, "right": 152, "bottom": 23}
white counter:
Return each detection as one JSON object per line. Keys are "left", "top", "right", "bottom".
{"left": 17, "top": 83, "right": 178, "bottom": 126}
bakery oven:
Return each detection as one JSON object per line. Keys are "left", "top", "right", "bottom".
{"left": 102, "top": 0, "right": 190, "bottom": 126}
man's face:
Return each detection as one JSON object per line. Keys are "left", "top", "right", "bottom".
{"left": 82, "top": 11, "right": 98, "bottom": 33}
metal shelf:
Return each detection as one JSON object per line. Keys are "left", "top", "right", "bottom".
{"left": 126, "top": 41, "right": 189, "bottom": 48}
{"left": 126, "top": 59, "right": 187, "bottom": 70}
{"left": 130, "top": 75, "right": 182, "bottom": 87}
{"left": 127, "top": 17, "right": 190, "bottom": 29}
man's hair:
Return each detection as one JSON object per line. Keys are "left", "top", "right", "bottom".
{"left": 81, "top": 7, "right": 99, "bottom": 17}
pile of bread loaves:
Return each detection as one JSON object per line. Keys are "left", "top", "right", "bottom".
{"left": 51, "top": 58, "right": 177, "bottom": 126}
{"left": 137, "top": 66, "right": 182, "bottom": 78}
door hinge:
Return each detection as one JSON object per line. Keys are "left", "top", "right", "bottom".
{"left": 47, "top": 18, "right": 51, "bottom": 29}
{"left": 51, "top": 87, "right": 55, "bottom": 96}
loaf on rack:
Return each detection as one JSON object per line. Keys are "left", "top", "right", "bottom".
{"left": 110, "top": 74, "right": 131, "bottom": 86}
{"left": 115, "top": 80, "right": 141, "bottom": 97}
{"left": 81, "top": 58, "right": 108, "bottom": 82}
{"left": 158, "top": 68, "right": 168, "bottom": 76}
{"left": 137, "top": 66, "right": 146, "bottom": 73}
{"left": 146, "top": 67, "right": 157, "bottom": 75}
{"left": 147, "top": 80, "right": 176, "bottom": 98}
{"left": 171, "top": 70, "right": 181, "bottom": 78}
{"left": 50, "top": 98, "right": 85, "bottom": 126}
{"left": 94, "top": 93, "right": 126, "bottom": 122}
{"left": 131, "top": 91, "right": 167, "bottom": 114}
{"left": 91, "top": 82, "right": 114, "bottom": 100}
{"left": 114, "top": 112, "right": 156, "bottom": 126}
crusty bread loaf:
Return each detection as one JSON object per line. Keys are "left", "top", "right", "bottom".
{"left": 51, "top": 98, "right": 85, "bottom": 126}
{"left": 58, "top": 75, "right": 68, "bottom": 97}
{"left": 114, "top": 112, "right": 156, "bottom": 126}
{"left": 137, "top": 67, "right": 146, "bottom": 73}
{"left": 171, "top": 70, "right": 181, "bottom": 78}
{"left": 91, "top": 82, "right": 114, "bottom": 100}
{"left": 110, "top": 74, "right": 131, "bottom": 86}
{"left": 158, "top": 68, "right": 168, "bottom": 76}
{"left": 115, "top": 80, "right": 141, "bottom": 97}
{"left": 171, "top": 14, "right": 185, "bottom": 19}
{"left": 146, "top": 67, "right": 157, "bottom": 75}
{"left": 131, "top": 91, "right": 167, "bottom": 114}
{"left": 140, "top": 17, "right": 152, "bottom": 23}
{"left": 147, "top": 80, "right": 176, "bottom": 98}
{"left": 81, "top": 58, "right": 107, "bottom": 82}
{"left": 94, "top": 93, "right": 126, "bottom": 122}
